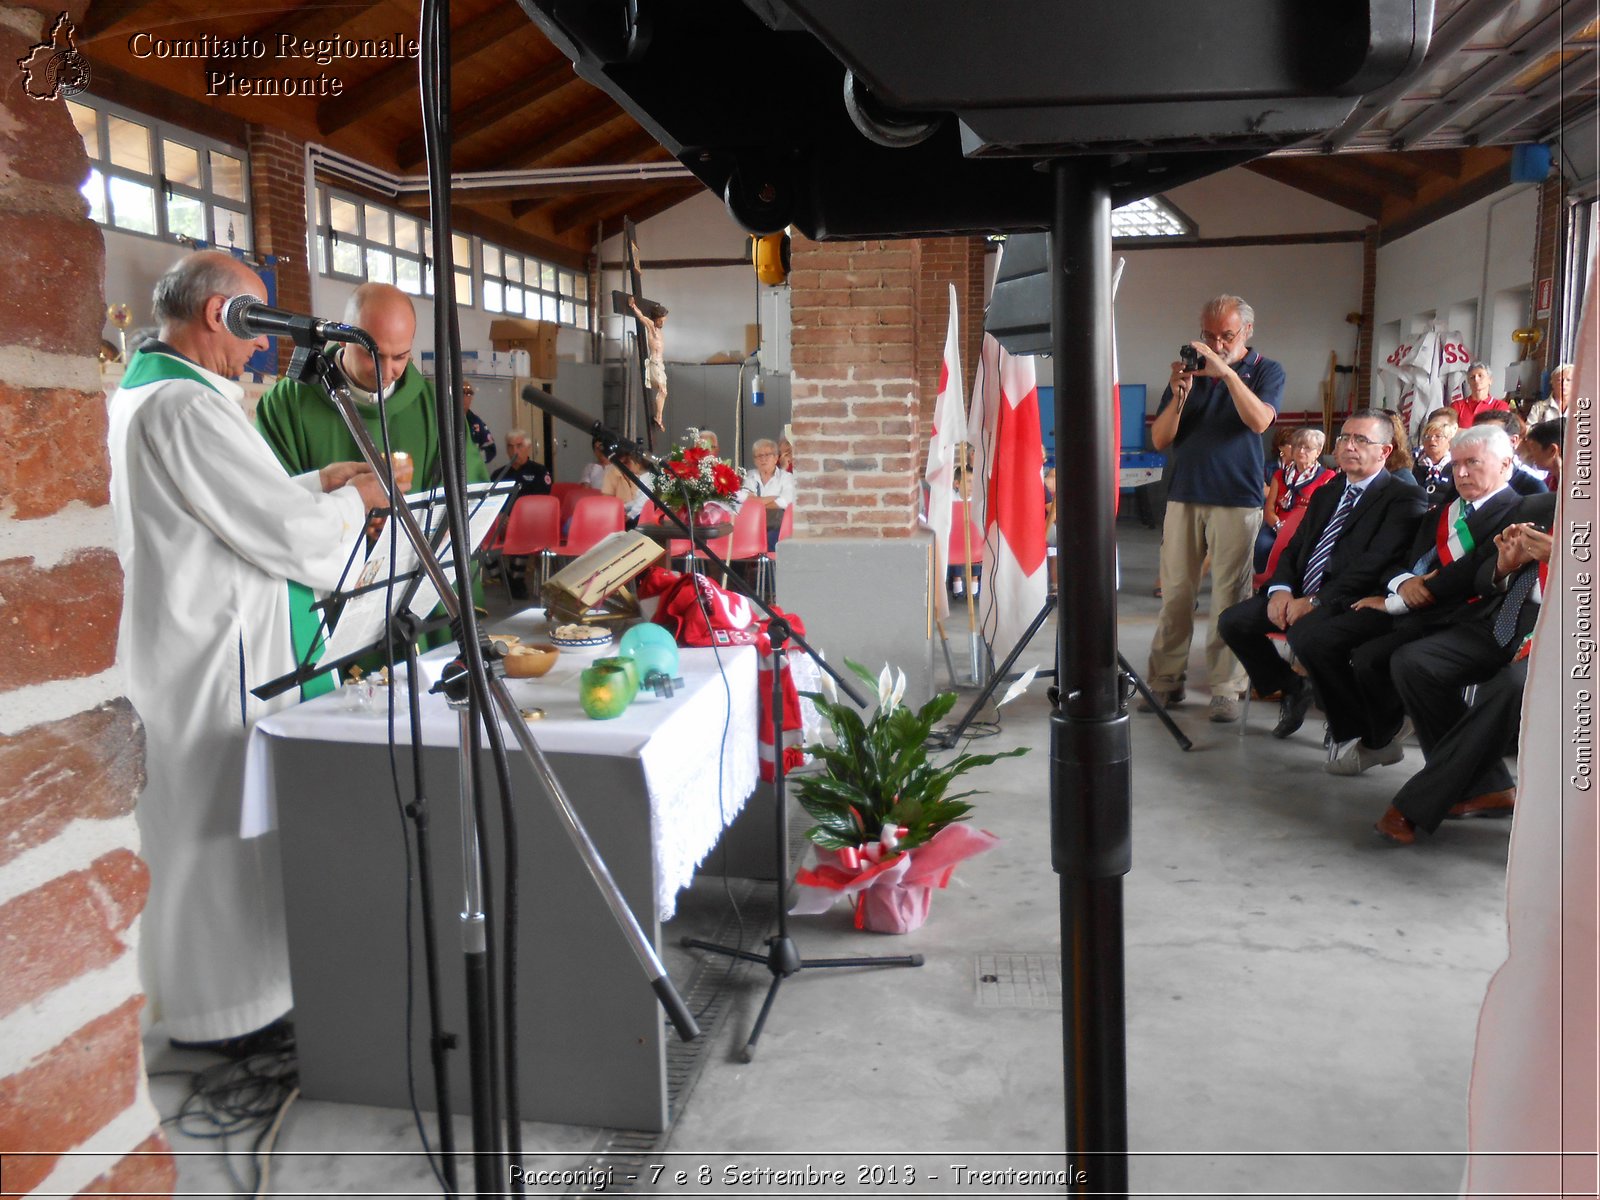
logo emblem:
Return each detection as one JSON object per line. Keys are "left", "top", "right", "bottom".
{"left": 18, "top": 13, "right": 91, "bottom": 101}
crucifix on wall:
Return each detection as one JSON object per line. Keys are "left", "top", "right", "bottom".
{"left": 611, "top": 218, "right": 668, "bottom": 449}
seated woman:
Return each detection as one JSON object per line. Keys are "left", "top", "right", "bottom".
{"left": 739, "top": 437, "right": 795, "bottom": 551}
{"left": 1411, "top": 408, "right": 1459, "bottom": 502}
{"left": 600, "top": 452, "right": 651, "bottom": 527}
{"left": 1384, "top": 409, "right": 1415, "bottom": 474}
{"left": 1255, "top": 427, "right": 1334, "bottom": 573}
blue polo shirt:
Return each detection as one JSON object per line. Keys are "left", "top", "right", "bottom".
{"left": 1156, "top": 348, "right": 1285, "bottom": 508}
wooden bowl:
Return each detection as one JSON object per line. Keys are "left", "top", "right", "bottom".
{"left": 504, "top": 642, "right": 559, "bottom": 678}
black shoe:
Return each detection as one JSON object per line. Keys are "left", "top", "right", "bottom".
{"left": 170, "top": 1016, "right": 295, "bottom": 1061}
{"left": 1272, "top": 680, "right": 1313, "bottom": 739}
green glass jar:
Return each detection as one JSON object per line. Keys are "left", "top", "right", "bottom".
{"left": 579, "top": 663, "right": 633, "bottom": 720}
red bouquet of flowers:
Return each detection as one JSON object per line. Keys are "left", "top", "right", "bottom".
{"left": 653, "top": 442, "right": 743, "bottom": 515}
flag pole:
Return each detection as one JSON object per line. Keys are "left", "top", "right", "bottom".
{"left": 1050, "top": 159, "right": 1130, "bottom": 1196}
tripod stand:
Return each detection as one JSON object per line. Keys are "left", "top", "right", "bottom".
{"left": 933, "top": 593, "right": 1192, "bottom": 754}
{"left": 679, "top": 617, "right": 922, "bottom": 1062}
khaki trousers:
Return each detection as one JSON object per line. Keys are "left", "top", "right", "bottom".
{"left": 1147, "top": 501, "right": 1261, "bottom": 695}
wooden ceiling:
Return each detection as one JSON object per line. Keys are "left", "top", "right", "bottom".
{"left": 76, "top": 0, "right": 1598, "bottom": 265}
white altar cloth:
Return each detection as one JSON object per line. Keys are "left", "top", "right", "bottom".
{"left": 243, "top": 609, "right": 759, "bottom": 921}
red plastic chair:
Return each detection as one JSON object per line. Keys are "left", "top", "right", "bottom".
{"left": 496, "top": 494, "right": 561, "bottom": 594}
{"left": 554, "top": 494, "right": 625, "bottom": 559}
{"left": 1253, "top": 506, "right": 1307, "bottom": 590}
{"left": 776, "top": 504, "right": 794, "bottom": 542}
{"left": 725, "top": 501, "right": 772, "bottom": 598}
{"left": 552, "top": 482, "right": 602, "bottom": 531}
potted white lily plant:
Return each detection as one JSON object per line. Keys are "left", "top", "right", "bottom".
{"left": 789, "top": 661, "right": 1027, "bottom": 932}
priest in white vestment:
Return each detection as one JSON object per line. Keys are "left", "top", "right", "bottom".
{"left": 108, "top": 251, "right": 387, "bottom": 1047}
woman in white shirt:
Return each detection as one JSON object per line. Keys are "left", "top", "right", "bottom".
{"left": 740, "top": 438, "right": 795, "bottom": 550}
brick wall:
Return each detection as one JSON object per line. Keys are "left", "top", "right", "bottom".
{"left": 789, "top": 235, "right": 987, "bottom": 538}
{"left": 248, "top": 125, "right": 312, "bottom": 376}
{"left": 0, "top": 4, "right": 174, "bottom": 1196}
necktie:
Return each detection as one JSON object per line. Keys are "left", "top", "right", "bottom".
{"left": 1492, "top": 564, "right": 1539, "bottom": 647}
{"left": 1303, "top": 485, "right": 1358, "bottom": 597}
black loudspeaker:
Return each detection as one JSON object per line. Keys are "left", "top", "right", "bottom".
{"left": 517, "top": 0, "right": 1434, "bottom": 239}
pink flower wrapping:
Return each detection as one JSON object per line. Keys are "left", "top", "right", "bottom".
{"left": 790, "top": 824, "right": 1000, "bottom": 933}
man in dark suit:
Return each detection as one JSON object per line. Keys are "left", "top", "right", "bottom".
{"left": 1218, "top": 409, "right": 1426, "bottom": 770}
{"left": 1345, "top": 424, "right": 1527, "bottom": 762}
{"left": 1373, "top": 496, "right": 1556, "bottom": 845}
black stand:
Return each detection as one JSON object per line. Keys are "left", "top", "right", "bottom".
{"left": 520, "top": 391, "right": 925, "bottom": 1063}
{"left": 679, "top": 617, "right": 923, "bottom": 1062}
{"left": 933, "top": 595, "right": 1191, "bottom": 754}
{"left": 1051, "top": 163, "right": 1129, "bottom": 1196}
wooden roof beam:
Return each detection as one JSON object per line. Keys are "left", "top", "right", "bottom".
{"left": 81, "top": 0, "right": 167, "bottom": 40}
{"left": 595, "top": 188, "right": 705, "bottom": 241}
{"left": 315, "top": 3, "right": 531, "bottom": 136}
{"left": 467, "top": 94, "right": 625, "bottom": 173}
{"left": 1244, "top": 158, "right": 1384, "bottom": 219}
{"left": 211, "top": 1, "right": 383, "bottom": 84}
{"left": 396, "top": 60, "right": 577, "bottom": 170}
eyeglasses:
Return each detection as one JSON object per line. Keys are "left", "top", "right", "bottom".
{"left": 1334, "top": 432, "right": 1384, "bottom": 447}
{"left": 1200, "top": 327, "right": 1244, "bottom": 346}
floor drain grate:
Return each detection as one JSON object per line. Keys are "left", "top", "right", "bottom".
{"left": 975, "top": 952, "right": 1062, "bottom": 1009}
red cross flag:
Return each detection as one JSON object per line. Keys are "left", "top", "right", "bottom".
{"left": 966, "top": 333, "right": 1046, "bottom": 667}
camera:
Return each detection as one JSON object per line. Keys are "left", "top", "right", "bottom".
{"left": 1178, "top": 345, "right": 1203, "bottom": 372}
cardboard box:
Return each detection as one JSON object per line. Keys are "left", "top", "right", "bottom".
{"left": 744, "top": 323, "right": 761, "bottom": 356}
{"left": 490, "top": 318, "right": 559, "bottom": 379}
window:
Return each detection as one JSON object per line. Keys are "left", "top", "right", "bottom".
{"left": 1111, "top": 195, "right": 1194, "bottom": 239}
{"left": 315, "top": 187, "right": 473, "bottom": 304}
{"left": 67, "top": 96, "right": 252, "bottom": 251}
{"left": 479, "top": 240, "right": 590, "bottom": 330}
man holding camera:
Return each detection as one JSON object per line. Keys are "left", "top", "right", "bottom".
{"left": 1144, "top": 294, "right": 1284, "bottom": 722}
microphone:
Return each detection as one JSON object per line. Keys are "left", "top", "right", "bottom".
{"left": 222, "top": 295, "right": 369, "bottom": 348}
{"left": 520, "top": 385, "right": 657, "bottom": 465}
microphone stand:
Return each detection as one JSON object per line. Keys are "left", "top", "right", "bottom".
{"left": 525, "top": 390, "right": 922, "bottom": 1062}
{"left": 285, "top": 346, "right": 700, "bottom": 1192}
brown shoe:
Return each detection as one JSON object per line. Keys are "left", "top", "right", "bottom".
{"left": 1373, "top": 805, "right": 1417, "bottom": 847}
{"left": 1446, "top": 788, "right": 1516, "bottom": 820}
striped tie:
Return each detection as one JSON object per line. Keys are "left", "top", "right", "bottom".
{"left": 1303, "top": 485, "right": 1358, "bottom": 597}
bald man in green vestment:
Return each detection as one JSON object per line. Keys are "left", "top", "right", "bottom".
{"left": 255, "top": 282, "right": 489, "bottom": 491}
{"left": 255, "top": 282, "right": 491, "bottom": 629}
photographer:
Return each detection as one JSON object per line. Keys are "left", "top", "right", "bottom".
{"left": 1144, "top": 294, "right": 1284, "bottom": 722}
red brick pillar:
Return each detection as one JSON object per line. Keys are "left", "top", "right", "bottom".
{"left": 0, "top": 7, "right": 175, "bottom": 1196}
{"left": 788, "top": 236, "right": 923, "bottom": 537}
{"left": 247, "top": 125, "right": 312, "bottom": 376}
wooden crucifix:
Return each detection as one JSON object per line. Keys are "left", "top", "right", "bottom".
{"left": 611, "top": 218, "right": 668, "bottom": 450}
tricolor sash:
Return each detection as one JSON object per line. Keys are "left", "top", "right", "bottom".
{"left": 1435, "top": 498, "right": 1476, "bottom": 566}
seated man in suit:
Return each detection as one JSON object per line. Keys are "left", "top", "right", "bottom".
{"left": 1373, "top": 498, "right": 1556, "bottom": 845}
{"left": 1218, "top": 409, "right": 1426, "bottom": 770}
{"left": 1345, "top": 424, "right": 1527, "bottom": 760}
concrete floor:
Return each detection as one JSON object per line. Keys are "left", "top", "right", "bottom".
{"left": 145, "top": 519, "right": 1514, "bottom": 1197}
